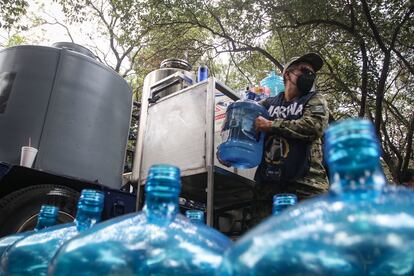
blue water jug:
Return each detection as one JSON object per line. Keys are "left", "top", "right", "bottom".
{"left": 219, "top": 119, "right": 414, "bottom": 275}
{"left": 218, "top": 100, "right": 269, "bottom": 168}
{"left": 260, "top": 71, "right": 284, "bottom": 96}
{"left": 272, "top": 193, "right": 297, "bottom": 216}
{"left": 2, "top": 190, "right": 104, "bottom": 276}
{"left": 49, "top": 164, "right": 232, "bottom": 276}
{"left": 0, "top": 205, "right": 59, "bottom": 258}
{"left": 185, "top": 209, "right": 205, "bottom": 223}
{"left": 197, "top": 64, "right": 208, "bottom": 82}
{"left": 0, "top": 205, "right": 59, "bottom": 276}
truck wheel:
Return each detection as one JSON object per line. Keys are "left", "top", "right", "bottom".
{"left": 0, "top": 184, "right": 80, "bottom": 237}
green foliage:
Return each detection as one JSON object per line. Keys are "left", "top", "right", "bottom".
{"left": 3, "top": 34, "right": 27, "bottom": 47}
{"left": 139, "top": 0, "right": 413, "bottom": 182}
{"left": 0, "top": 0, "right": 28, "bottom": 30}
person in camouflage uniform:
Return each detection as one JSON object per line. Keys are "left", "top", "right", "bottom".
{"left": 252, "top": 53, "right": 330, "bottom": 220}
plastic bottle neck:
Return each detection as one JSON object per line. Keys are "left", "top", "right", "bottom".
{"left": 144, "top": 193, "right": 179, "bottom": 224}
{"left": 75, "top": 208, "right": 102, "bottom": 232}
{"left": 272, "top": 204, "right": 291, "bottom": 216}
{"left": 186, "top": 210, "right": 205, "bottom": 224}
{"left": 35, "top": 217, "right": 57, "bottom": 231}
{"left": 35, "top": 206, "right": 59, "bottom": 231}
{"left": 329, "top": 162, "right": 386, "bottom": 195}
{"left": 272, "top": 194, "right": 297, "bottom": 216}
{"left": 325, "top": 119, "right": 386, "bottom": 197}
{"left": 143, "top": 165, "right": 181, "bottom": 224}
{"left": 74, "top": 190, "right": 104, "bottom": 232}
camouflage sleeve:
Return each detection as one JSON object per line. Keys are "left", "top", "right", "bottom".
{"left": 269, "top": 93, "right": 329, "bottom": 141}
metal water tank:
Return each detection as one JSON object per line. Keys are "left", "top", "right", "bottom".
{"left": 131, "top": 58, "right": 195, "bottom": 184}
{"left": 0, "top": 43, "right": 132, "bottom": 189}
{"left": 144, "top": 58, "right": 195, "bottom": 100}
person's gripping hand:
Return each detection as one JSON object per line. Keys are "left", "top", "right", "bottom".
{"left": 255, "top": 116, "right": 272, "bottom": 133}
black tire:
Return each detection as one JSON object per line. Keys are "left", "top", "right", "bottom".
{"left": 0, "top": 184, "right": 80, "bottom": 237}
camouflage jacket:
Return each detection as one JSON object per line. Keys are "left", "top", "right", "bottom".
{"left": 257, "top": 92, "right": 329, "bottom": 192}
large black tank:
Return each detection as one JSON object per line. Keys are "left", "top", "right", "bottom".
{"left": 0, "top": 43, "right": 132, "bottom": 189}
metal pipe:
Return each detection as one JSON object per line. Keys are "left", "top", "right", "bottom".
{"left": 205, "top": 78, "right": 216, "bottom": 226}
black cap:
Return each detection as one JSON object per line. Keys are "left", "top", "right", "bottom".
{"left": 282, "top": 53, "right": 323, "bottom": 75}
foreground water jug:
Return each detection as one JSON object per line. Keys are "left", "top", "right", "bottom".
{"left": 0, "top": 205, "right": 59, "bottom": 275}
{"left": 185, "top": 209, "right": 205, "bottom": 224}
{"left": 260, "top": 71, "right": 284, "bottom": 96}
{"left": 0, "top": 205, "right": 59, "bottom": 258}
{"left": 49, "top": 164, "right": 232, "bottom": 276}
{"left": 2, "top": 190, "right": 104, "bottom": 276}
{"left": 219, "top": 119, "right": 414, "bottom": 275}
{"left": 218, "top": 100, "right": 269, "bottom": 168}
{"left": 272, "top": 193, "right": 297, "bottom": 216}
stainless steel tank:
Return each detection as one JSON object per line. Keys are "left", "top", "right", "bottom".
{"left": 0, "top": 42, "right": 132, "bottom": 189}
{"left": 143, "top": 58, "right": 195, "bottom": 100}
{"left": 132, "top": 59, "right": 195, "bottom": 185}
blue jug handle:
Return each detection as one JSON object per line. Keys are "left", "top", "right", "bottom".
{"left": 241, "top": 127, "right": 264, "bottom": 143}
{"left": 256, "top": 131, "right": 265, "bottom": 142}
{"left": 242, "top": 115, "right": 265, "bottom": 142}
{"left": 230, "top": 119, "right": 239, "bottom": 128}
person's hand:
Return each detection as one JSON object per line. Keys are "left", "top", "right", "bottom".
{"left": 255, "top": 116, "right": 272, "bottom": 133}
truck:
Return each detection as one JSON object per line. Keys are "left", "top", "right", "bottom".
{"left": 0, "top": 43, "right": 257, "bottom": 238}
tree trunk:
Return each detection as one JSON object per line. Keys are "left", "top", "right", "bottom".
{"left": 358, "top": 42, "right": 368, "bottom": 118}
{"left": 374, "top": 51, "right": 391, "bottom": 138}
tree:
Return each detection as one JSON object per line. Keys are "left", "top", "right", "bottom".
{"left": 54, "top": 0, "right": 209, "bottom": 101}
{"left": 269, "top": 0, "right": 413, "bottom": 182}
{"left": 0, "top": 0, "right": 28, "bottom": 30}
{"left": 142, "top": 0, "right": 413, "bottom": 182}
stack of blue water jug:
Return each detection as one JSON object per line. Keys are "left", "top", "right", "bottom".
{"left": 49, "top": 164, "right": 232, "bottom": 275}
{"left": 1, "top": 189, "right": 105, "bottom": 275}
{"left": 0, "top": 118, "right": 412, "bottom": 275}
